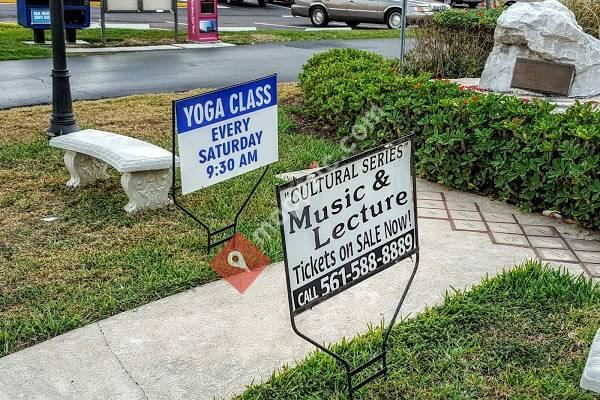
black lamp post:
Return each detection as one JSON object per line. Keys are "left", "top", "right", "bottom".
{"left": 48, "top": 0, "right": 79, "bottom": 137}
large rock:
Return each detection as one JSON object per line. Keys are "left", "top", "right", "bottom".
{"left": 480, "top": 0, "right": 600, "bottom": 97}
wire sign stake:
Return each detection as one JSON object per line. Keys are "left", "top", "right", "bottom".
{"left": 172, "top": 75, "right": 278, "bottom": 250}
{"left": 276, "top": 135, "right": 420, "bottom": 399}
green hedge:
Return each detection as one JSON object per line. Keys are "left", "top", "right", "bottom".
{"left": 298, "top": 49, "right": 399, "bottom": 135}
{"left": 298, "top": 49, "right": 600, "bottom": 229}
{"left": 405, "top": 9, "right": 500, "bottom": 78}
{"left": 432, "top": 8, "right": 501, "bottom": 32}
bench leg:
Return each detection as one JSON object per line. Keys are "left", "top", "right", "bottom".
{"left": 121, "top": 169, "right": 173, "bottom": 213}
{"left": 64, "top": 150, "right": 109, "bottom": 188}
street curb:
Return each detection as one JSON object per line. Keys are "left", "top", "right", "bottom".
{"left": 64, "top": 41, "right": 234, "bottom": 54}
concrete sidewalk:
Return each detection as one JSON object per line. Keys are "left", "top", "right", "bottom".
{"left": 0, "top": 178, "right": 598, "bottom": 400}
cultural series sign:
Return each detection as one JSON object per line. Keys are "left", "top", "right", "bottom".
{"left": 277, "top": 138, "right": 417, "bottom": 314}
{"left": 174, "top": 75, "right": 278, "bottom": 195}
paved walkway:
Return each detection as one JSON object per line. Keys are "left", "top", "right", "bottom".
{"left": 0, "top": 178, "right": 598, "bottom": 400}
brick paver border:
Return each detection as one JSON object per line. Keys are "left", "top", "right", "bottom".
{"left": 417, "top": 191, "right": 600, "bottom": 279}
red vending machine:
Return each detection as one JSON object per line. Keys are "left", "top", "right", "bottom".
{"left": 188, "top": 0, "right": 218, "bottom": 42}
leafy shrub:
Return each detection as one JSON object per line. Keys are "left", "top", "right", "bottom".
{"left": 298, "top": 49, "right": 400, "bottom": 135}
{"left": 405, "top": 9, "right": 501, "bottom": 78}
{"left": 299, "top": 49, "right": 600, "bottom": 229}
{"left": 432, "top": 8, "right": 500, "bottom": 31}
{"left": 562, "top": 0, "right": 600, "bottom": 38}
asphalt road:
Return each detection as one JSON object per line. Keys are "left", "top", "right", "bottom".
{"left": 0, "top": 2, "right": 388, "bottom": 30}
{"left": 0, "top": 38, "right": 409, "bottom": 108}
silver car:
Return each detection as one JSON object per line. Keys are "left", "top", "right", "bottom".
{"left": 290, "top": 0, "right": 448, "bottom": 28}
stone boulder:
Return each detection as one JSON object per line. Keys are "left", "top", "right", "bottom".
{"left": 480, "top": 0, "right": 600, "bottom": 97}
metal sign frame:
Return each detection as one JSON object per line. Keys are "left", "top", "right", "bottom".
{"left": 276, "top": 134, "right": 420, "bottom": 399}
{"left": 170, "top": 76, "right": 277, "bottom": 251}
{"left": 100, "top": 0, "right": 179, "bottom": 46}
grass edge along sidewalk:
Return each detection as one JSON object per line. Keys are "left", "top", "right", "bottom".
{"left": 0, "top": 22, "right": 406, "bottom": 61}
{"left": 236, "top": 260, "right": 600, "bottom": 400}
{"left": 0, "top": 85, "right": 347, "bottom": 358}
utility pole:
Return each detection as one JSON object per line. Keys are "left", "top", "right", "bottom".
{"left": 48, "top": 0, "right": 79, "bottom": 137}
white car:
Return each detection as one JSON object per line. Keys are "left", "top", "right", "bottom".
{"left": 290, "top": 0, "right": 449, "bottom": 28}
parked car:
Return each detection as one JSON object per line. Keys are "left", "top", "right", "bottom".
{"left": 443, "top": 0, "right": 483, "bottom": 8}
{"left": 290, "top": 0, "right": 449, "bottom": 28}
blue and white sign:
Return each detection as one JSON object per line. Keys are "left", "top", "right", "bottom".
{"left": 31, "top": 8, "right": 51, "bottom": 25}
{"left": 175, "top": 75, "right": 278, "bottom": 195}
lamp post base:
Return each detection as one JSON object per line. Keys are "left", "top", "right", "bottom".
{"left": 48, "top": 67, "right": 79, "bottom": 138}
{"left": 48, "top": 0, "right": 79, "bottom": 138}
{"left": 48, "top": 115, "right": 80, "bottom": 138}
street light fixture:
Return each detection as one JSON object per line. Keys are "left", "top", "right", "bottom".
{"left": 48, "top": 0, "right": 79, "bottom": 137}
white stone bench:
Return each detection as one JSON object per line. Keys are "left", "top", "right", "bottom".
{"left": 581, "top": 329, "right": 600, "bottom": 394}
{"left": 50, "top": 129, "right": 179, "bottom": 213}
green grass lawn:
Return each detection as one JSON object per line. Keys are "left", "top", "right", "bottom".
{"left": 236, "top": 261, "right": 600, "bottom": 399}
{"left": 0, "top": 85, "right": 347, "bottom": 357}
{"left": 0, "top": 22, "right": 405, "bottom": 61}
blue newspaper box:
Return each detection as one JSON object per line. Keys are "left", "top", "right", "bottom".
{"left": 17, "top": 0, "right": 91, "bottom": 43}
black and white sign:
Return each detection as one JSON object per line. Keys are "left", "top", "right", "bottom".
{"left": 277, "top": 138, "right": 418, "bottom": 315}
